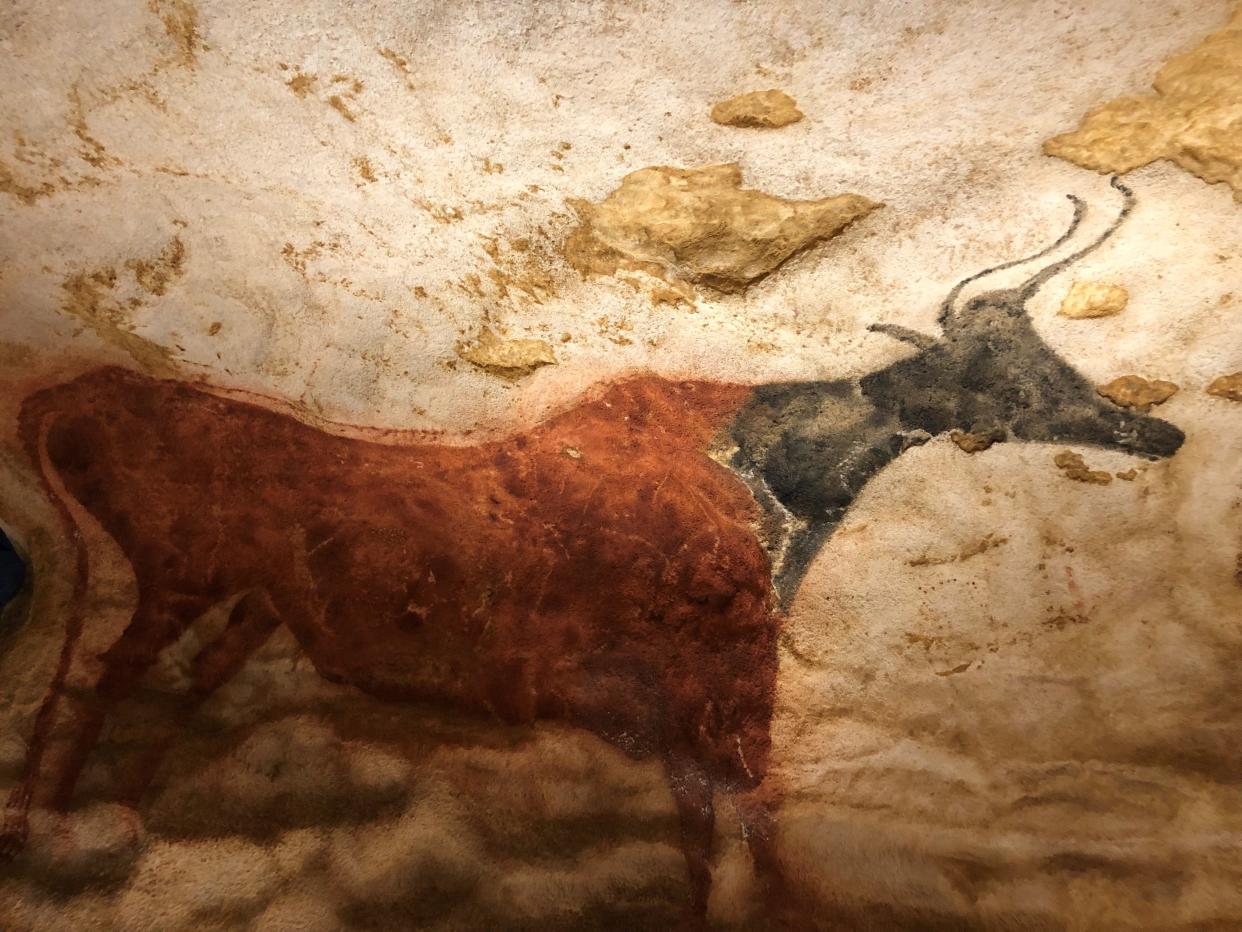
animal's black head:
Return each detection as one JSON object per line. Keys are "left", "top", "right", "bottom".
{"left": 864, "top": 178, "right": 1184, "bottom": 460}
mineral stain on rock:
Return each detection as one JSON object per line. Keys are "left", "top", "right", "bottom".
{"left": 126, "top": 235, "right": 186, "bottom": 296}
{"left": 908, "top": 533, "right": 1008, "bottom": 567}
{"left": 0, "top": 161, "right": 56, "bottom": 205}
{"left": 710, "top": 90, "right": 804, "bottom": 128}
{"left": 1045, "top": 8, "right": 1242, "bottom": 199}
{"left": 59, "top": 235, "right": 189, "bottom": 375}
{"left": 564, "top": 163, "right": 878, "bottom": 293}
{"left": 1207, "top": 371, "right": 1242, "bottom": 401}
{"left": 149, "top": 0, "right": 202, "bottom": 66}
{"left": 1058, "top": 280, "right": 1128, "bottom": 319}
{"left": 1096, "top": 375, "right": 1179, "bottom": 411}
{"left": 455, "top": 327, "right": 556, "bottom": 379}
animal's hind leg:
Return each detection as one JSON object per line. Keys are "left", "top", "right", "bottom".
{"left": 114, "top": 589, "right": 282, "bottom": 805}
{"left": 0, "top": 608, "right": 85, "bottom": 859}
{"left": 664, "top": 752, "right": 717, "bottom": 919}
{"left": 736, "top": 783, "right": 786, "bottom": 900}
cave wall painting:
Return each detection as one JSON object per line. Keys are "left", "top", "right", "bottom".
{"left": 0, "top": 182, "right": 1184, "bottom": 918}
{"left": 2, "top": 1, "right": 1242, "bottom": 929}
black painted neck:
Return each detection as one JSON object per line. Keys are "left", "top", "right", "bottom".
{"left": 726, "top": 379, "right": 923, "bottom": 604}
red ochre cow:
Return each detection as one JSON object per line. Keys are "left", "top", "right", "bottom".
{"left": 0, "top": 180, "right": 1186, "bottom": 916}
{"left": 4, "top": 367, "right": 779, "bottom": 911}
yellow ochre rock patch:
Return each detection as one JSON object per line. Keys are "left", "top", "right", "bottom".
{"left": 1058, "top": 280, "right": 1128, "bottom": 319}
{"left": 1054, "top": 450, "right": 1113, "bottom": 485}
{"left": 456, "top": 327, "right": 556, "bottom": 379}
{"left": 564, "top": 163, "right": 877, "bottom": 293}
{"left": 950, "top": 428, "right": 1005, "bottom": 453}
{"left": 710, "top": 90, "right": 804, "bottom": 128}
{"left": 1097, "top": 375, "right": 1179, "bottom": 411}
{"left": 1207, "top": 371, "right": 1242, "bottom": 401}
{"left": 1044, "top": 8, "right": 1242, "bottom": 199}
{"left": 60, "top": 235, "right": 188, "bottom": 376}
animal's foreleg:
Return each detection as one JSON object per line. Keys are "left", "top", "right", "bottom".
{"left": 0, "top": 633, "right": 82, "bottom": 858}
{"left": 115, "top": 589, "right": 282, "bottom": 805}
{"left": 46, "top": 591, "right": 200, "bottom": 812}
{"left": 664, "top": 751, "right": 717, "bottom": 919}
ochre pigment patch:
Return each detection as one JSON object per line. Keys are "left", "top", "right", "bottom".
{"left": 1045, "top": 8, "right": 1242, "bottom": 199}
{"left": 1096, "top": 375, "right": 1179, "bottom": 411}
{"left": 59, "top": 235, "right": 188, "bottom": 374}
{"left": 564, "top": 163, "right": 877, "bottom": 293}
{"left": 478, "top": 236, "right": 559, "bottom": 306}
{"left": 1054, "top": 450, "right": 1113, "bottom": 484}
{"left": 126, "top": 236, "right": 186, "bottom": 296}
{"left": 950, "top": 428, "right": 1004, "bottom": 452}
{"left": 149, "top": 0, "right": 202, "bottom": 66}
{"left": 353, "top": 156, "right": 377, "bottom": 183}
{"left": 710, "top": 90, "right": 804, "bottom": 128}
{"left": 1058, "top": 280, "right": 1128, "bottom": 319}
{"left": 0, "top": 160, "right": 56, "bottom": 205}
{"left": 1207, "top": 371, "right": 1242, "bottom": 401}
{"left": 378, "top": 46, "right": 415, "bottom": 90}
{"left": 455, "top": 327, "right": 556, "bottom": 379}
{"left": 285, "top": 69, "right": 317, "bottom": 97}
{"left": 908, "top": 533, "right": 1008, "bottom": 567}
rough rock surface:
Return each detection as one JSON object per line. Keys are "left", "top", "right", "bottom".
{"left": 564, "top": 164, "right": 877, "bottom": 293}
{"left": 1045, "top": 7, "right": 1242, "bottom": 198}
{"left": 1097, "top": 374, "right": 1180, "bottom": 410}
{"left": 710, "top": 90, "right": 804, "bottom": 129}
{"left": 1058, "top": 280, "right": 1129, "bottom": 318}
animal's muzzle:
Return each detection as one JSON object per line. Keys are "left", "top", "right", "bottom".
{"left": 1122, "top": 416, "right": 1185, "bottom": 459}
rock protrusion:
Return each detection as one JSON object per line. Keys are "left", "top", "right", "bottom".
{"left": 1044, "top": 9, "right": 1242, "bottom": 199}
{"left": 564, "top": 164, "right": 878, "bottom": 293}
{"left": 710, "top": 90, "right": 804, "bottom": 128}
{"left": 1207, "top": 372, "right": 1242, "bottom": 402}
{"left": 456, "top": 328, "right": 556, "bottom": 379}
{"left": 1058, "top": 281, "right": 1128, "bottom": 319}
{"left": 1096, "top": 375, "right": 1179, "bottom": 411}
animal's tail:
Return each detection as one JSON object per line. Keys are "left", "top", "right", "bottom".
{"left": 0, "top": 394, "right": 90, "bottom": 859}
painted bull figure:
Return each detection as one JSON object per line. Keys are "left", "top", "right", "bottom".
{"left": 0, "top": 179, "right": 1183, "bottom": 914}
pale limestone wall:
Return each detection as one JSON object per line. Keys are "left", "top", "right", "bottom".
{"left": 1, "top": 1, "right": 1241, "bottom": 929}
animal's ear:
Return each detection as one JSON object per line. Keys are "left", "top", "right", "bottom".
{"left": 867, "top": 323, "right": 936, "bottom": 350}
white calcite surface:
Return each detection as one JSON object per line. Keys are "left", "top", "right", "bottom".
{"left": 1, "top": 1, "right": 1240, "bottom": 929}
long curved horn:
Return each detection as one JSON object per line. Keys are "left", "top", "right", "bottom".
{"left": 1015, "top": 176, "right": 1135, "bottom": 301}
{"left": 938, "top": 193, "right": 1087, "bottom": 323}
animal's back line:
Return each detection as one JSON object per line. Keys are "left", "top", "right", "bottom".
{"left": 59, "top": 365, "right": 759, "bottom": 451}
